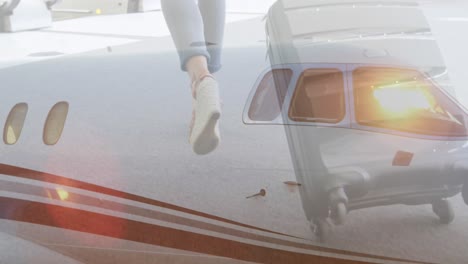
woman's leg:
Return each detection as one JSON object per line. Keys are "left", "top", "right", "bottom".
{"left": 160, "top": 0, "right": 210, "bottom": 78}
{"left": 161, "top": 0, "right": 223, "bottom": 155}
{"left": 198, "top": 0, "right": 226, "bottom": 73}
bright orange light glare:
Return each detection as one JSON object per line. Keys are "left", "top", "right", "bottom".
{"left": 56, "top": 188, "right": 69, "bottom": 201}
{"left": 373, "top": 85, "right": 431, "bottom": 115}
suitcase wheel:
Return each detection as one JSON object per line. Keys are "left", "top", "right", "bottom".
{"left": 432, "top": 199, "right": 455, "bottom": 224}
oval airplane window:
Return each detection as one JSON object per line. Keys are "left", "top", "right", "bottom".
{"left": 43, "top": 102, "right": 69, "bottom": 145}
{"left": 3, "top": 103, "right": 28, "bottom": 145}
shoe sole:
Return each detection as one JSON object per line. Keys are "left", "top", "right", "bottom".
{"left": 192, "top": 110, "right": 220, "bottom": 155}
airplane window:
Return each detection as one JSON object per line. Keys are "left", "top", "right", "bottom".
{"left": 248, "top": 69, "right": 292, "bottom": 121}
{"left": 43, "top": 102, "right": 69, "bottom": 145}
{"left": 3, "top": 103, "right": 28, "bottom": 145}
{"left": 354, "top": 67, "right": 468, "bottom": 137}
{"left": 288, "top": 69, "right": 345, "bottom": 123}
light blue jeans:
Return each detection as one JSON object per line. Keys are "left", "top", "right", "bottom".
{"left": 161, "top": 0, "right": 225, "bottom": 73}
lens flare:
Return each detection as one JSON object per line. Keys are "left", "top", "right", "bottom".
{"left": 373, "top": 85, "right": 432, "bottom": 115}
{"left": 56, "top": 188, "right": 69, "bottom": 201}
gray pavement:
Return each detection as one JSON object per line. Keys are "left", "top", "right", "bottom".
{"left": 2, "top": 3, "right": 468, "bottom": 263}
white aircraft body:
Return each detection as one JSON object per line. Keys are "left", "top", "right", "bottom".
{"left": 1, "top": 1, "right": 468, "bottom": 264}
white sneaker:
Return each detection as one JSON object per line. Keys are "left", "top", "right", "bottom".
{"left": 189, "top": 75, "right": 221, "bottom": 155}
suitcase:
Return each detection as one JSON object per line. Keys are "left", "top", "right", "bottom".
{"left": 245, "top": 0, "right": 468, "bottom": 241}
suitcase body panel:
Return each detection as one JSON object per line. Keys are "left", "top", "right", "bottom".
{"left": 261, "top": 0, "right": 468, "bottom": 226}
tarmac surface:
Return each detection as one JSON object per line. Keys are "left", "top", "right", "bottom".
{"left": 2, "top": 2, "right": 468, "bottom": 264}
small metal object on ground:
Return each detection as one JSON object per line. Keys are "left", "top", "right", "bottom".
{"left": 246, "top": 189, "right": 266, "bottom": 199}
